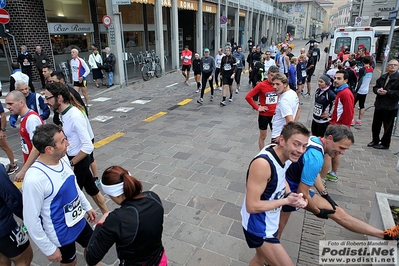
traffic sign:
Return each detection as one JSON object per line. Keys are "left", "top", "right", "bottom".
{"left": 0, "top": 0, "right": 6, "bottom": 9}
{"left": 220, "top": 15, "right": 227, "bottom": 24}
{"left": 0, "top": 9, "right": 10, "bottom": 24}
{"left": 389, "top": 10, "right": 398, "bottom": 21}
{"left": 355, "top": 17, "right": 362, "bottom": 23}
{"left": 102, "top": 15, "right": 112, "bottom": 27}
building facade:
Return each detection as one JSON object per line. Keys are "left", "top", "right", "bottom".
{"left": 0, "top": 0, "right": 289, "bottom": 84}
{"left": 280, "top": 0, "right": 327, "bottom": 40}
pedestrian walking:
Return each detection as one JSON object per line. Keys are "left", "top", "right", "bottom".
{"left": 22, "top": 123, "right": 97, "bottom": 265}
{"left": 247, "top": 37, "right": 254, "bottom": 51}
{"left": 192, "top": 53, "right": 202, "bottom": 93}
{"left": 232, "top": 45, "right": 246, "bottom": 94}
{"left": 85, "top": 165, "right": 167, "bottom": 266}
{"left": 17, "top": 45, "right": 33, "bottom": 82}
{"left": 33, "top": 45, "right": 50, "bottom": 89}
{"left": 261, "top": 35, "right": 267, "bottom": 52}
{"left": 88, "top": 46, "right": 105, "bottom": 88}
{"left": 268, "top": 42, "right": 278, "bottom": 60}
{"left": 241, "top": 122, "right": 309, "bottom": 266}
{"left": 197, "top": 48, "right": 215, "bottom": 104}
{"left": 214, "top": 48, "right": 225, "bottom": 91}
{"left": 353, "top": 56, "right": 373, "bottom": 126}
{"left": 103, "top": 47, "right": 116, "bottom": 88}
{"left": 219, "top": 46, "right": 236, "bottom": 106}
{"left": 181, "top": 45, "right": 192, "bottom": 85}
{"left": 70, "top": 48, "right": 90, "bottom": 109}
{"left": 367, "top": 59, "right": 399, "bottom": 150}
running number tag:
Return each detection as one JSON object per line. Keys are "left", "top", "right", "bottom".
{"left": 224, "top": 64, "right": 232, "bottom": 71}
{"left": 302, "top": 70, "right": 307, "bottom": 77}
{"left": 266, "top": 92, "right": 277, "bottom": 104}
{"left": 42, "top": 60, "right": 46, "bottom": 64}
{"left": 23, "top": 62, "right": 30, "bottom": 66}
{"left": 313, "top": 103, "right": 323, "bottom": 116}
{"left": 203, "top": 63, "right": 210, "bottom": 70}
{"left": 21, "top": 139, "right": 29, "bottom": 156}
{"left": 11, "top": 224, "right": 29, "bottom": 247}
{"left": 271, "top": 188, "right": 286, "bottom": 212}
{"left": 312, "top": 51, "right": 317, "bottom": 57}
{"left": 63, "top": 195, "right": 85, "bottom": 227}
{"left": 236, "top": 59, "right": 240, "bottom": 65}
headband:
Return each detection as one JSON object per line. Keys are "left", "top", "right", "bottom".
{"left": 101, "top": 182, "right": 124, "bottom": 197}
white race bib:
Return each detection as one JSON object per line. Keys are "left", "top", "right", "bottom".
{"left": 312, "top": 51, "right": 317, "bottom": 57}
{"left": 23, "top": 62, "right": 30, "bottom": 66}
{"left": 41, "top": 60, "right": 46, "bottom": 64}
{"left": 183, "top": 58, "right": 188, "bottom": 63}
{"left": 313, "top": 103, "right": 323, "bottom": 116}
{"left": 302, "top": 70, "right": 307, "bottom": 77}
{"left": 236, "top": 59, "right": 240, "bottom": 65}
{"left": 11, "top": 224, "right": 28, "bottom": 247}
{"left": 21, "top": 139, "right": 29, "bottom": 155}
{"left": 224, "top": 64, "right": 232, "bottom": 71}
{"left": 203, "top": 63, "right": 210, "bottom": 70}
{"left": 266, "top": 92, "right": 278, "bottom": 104}
{"left": 63, "top": 195, "right": 85, "bottom": 227}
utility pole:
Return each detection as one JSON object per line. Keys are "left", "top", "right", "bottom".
{"left": 381, "top": 0, "right": 399, "bottom": 73}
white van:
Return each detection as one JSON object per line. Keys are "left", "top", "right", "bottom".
{"left": 325, "top": 27, "right": 376, "bottom": 70}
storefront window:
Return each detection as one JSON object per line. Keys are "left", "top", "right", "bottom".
{"left": 44, "top": 0, "right": 90, "bottom": 23}
{"left": 51, "top": 33, "right": 92, "bottom": 65}
{"left": 97, "top": 0, "right": 107, "bottom": 23}
{"left": 120, "top": 4, "right": 143, "bottom": 24}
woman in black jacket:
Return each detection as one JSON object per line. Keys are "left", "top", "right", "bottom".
{"left": 85, "top": 166, "right": 167, "bottom": 266}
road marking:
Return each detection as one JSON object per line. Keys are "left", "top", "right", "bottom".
{"left": 178, "top": 99, "right": 192, "bottom": 105}
{"left": 112, "top": 107, "right": 134, "bottom": 112}
{"left": 91, "top": 115, "right": 113, "bottom": 122}
{"left": 92, "top": 97, "right": 112, "bottom": 102}
{"left": 132, "top": 99, "right": 151, "bottom": 104}
{"left": 94, "top": 132, "right": 125, "bottom": 148}
{"left": 143, "top": 111, "right": 167, "bottom": 122}
{"left": 166, "top": 83, "right": 178, "bottom": 88}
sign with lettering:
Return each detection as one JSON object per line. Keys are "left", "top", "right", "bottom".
{"left": 239, "top": 11, "right": 246, "bottom": 17}
{"left": 109, "top": 24, "right": 116, "bottom": 45}
{"left": 131, "top": 0, "right": 154, "bottom": 4}
{"left": 162, "top": 0, "right": 172, "bottom": 7}
{"left": 379, "top": 7, "right": 395, "bottom": 11}
{"left": 203, "top": 2, "right": 216, "bottom": 13}
{"left": 178, "top": 0, "right": 198, "bottom": 10}
{"left": 48, "top": 23, "right": 94, "bottom": 34}
{"left": 112, "top": 0, "right": 131, "bottom": 5}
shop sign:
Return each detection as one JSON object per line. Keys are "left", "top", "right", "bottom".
{"left": 162, "top": 0, "right": 172, "bottom": 7}
{"left": 48, "top": 23, "right": 94, "bottom": 34}
{"left": 112, "top": 0, "right": 131, "bottom": 4}
{"left": 239, "top": 11, "right": 246, "bottom": 17}
{"left": 131, "top": 0, "right": 155, "bottom": 4}
{"left": 203, "top": 2, "right": 216, "bottom": 13}
{"left": 379, "top": 7, "right": 395, "bottom": 11}
{"left": 109, "top": 24, "right": 116, "bottom": 45}
{"left": 178, "top": 0, "right": 198, "bottom": 11}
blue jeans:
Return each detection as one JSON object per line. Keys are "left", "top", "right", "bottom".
{"left": 107, "top": 71, "right": 113, "bottom": 85}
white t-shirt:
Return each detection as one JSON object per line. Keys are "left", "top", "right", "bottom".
{"left": 264, "top": 59, "right": 276, "bottom": 76}
{"left": 272, "top": 89, "right": 299, "bottom": 138}
{"left": 60, "top": 106, "right": 94, "bottom": 156}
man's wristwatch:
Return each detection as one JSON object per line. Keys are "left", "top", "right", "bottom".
{"left": 69, "top": 160, "right": 74, "bottom": 167}
{"left": 320, "top": 190, "right": 328, "bottom": 196}
{"left": 0, "top": 128, "right": 6, "bottom": 132}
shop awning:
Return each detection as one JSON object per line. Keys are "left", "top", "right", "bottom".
{"left": 373, "top": 26, "right": 399, "bottom": 35}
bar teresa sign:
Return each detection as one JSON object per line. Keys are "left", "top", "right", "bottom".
{"left": 48, "top": 23, "right": 94, "bottom": 34}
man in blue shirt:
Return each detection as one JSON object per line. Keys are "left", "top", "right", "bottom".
{"left": 278, "top": 125, "right": 399, "bottom": 240}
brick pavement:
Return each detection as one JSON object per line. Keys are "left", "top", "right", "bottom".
{"left": 4, "top": 39, "right": 399, "bottom": 266}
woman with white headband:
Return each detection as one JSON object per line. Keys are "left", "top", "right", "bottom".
{"left": 85, "top": 165, "right": 167, "bottom": 266}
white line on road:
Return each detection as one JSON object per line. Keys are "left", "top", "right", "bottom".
{"left": 166, "top": 83, "right": 178, "bottom": 88}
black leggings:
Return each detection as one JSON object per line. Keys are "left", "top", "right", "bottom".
{"left": 215, "top": 68, "right": 222, "bottom": 87}
{"left": 201, "top": 72, "right": 214, "bottom": 98}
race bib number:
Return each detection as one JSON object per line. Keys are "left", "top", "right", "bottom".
{"left": 302, "top": 70, "right": 307, "bottom": 77}
{"left": 236, "top": 59, "right": 240, "bottom": 65}
{"left": 21, "top": 139, "right": 29, "bottom": 155}
{"left": 183, "top": 58, "right": 188, "bottom": 63}
{"left": 312, "top": 51, "right": 317, "bottom": 57}
{"left": 313, "top": 103, "right": 323, "bottom": 116}
{"left": 266, "top": 92, "right": 278, "bottom": 105}
{"left": 270, "top": 188, "right": 286, "bottom": 213}
{"left": 42, "top": 60, "right": 46, "bottom": 64}
{"left": 63, "top": 195, "right": 85, "bottom": 227}
{"left": 11, "top": 224, "right": 28, "bottom": 247}
{"left": 203, "top": 63, "right": 210, "bottom": 70}
{"left": 23, "top": 62, "right": 30, "bottom": 66}
{"left": 224, "top": 64, "right": 232, "bottom": 71}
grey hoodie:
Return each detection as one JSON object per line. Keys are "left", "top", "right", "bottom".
{"left": 233, "top": 51, "right": 246, "bottom": 69}
{"left": 201, "top": 56, "right": 216, "bottom": 75}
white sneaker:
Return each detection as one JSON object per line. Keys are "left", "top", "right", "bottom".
{"left": 195, "top": 89, "right": 199, "bottom": 93}
{"left": 229, "top": 98, "right": 233, "bottom": 102}
{"left": 235, "top": 88, "right": 239, "bottom": 94}
{"left": 218, "top": 87, "right": 222, "bottom": 91}
{"left": 210, "top": 95, "right": 214, "bottom": 101}
{"left": 197, "top": 98, "right": 203, "bottom": 104}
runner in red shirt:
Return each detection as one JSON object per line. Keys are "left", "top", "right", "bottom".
{"left": 181, "top": 45, "right": 193, "bottom": 86}
{"left": 245, "top": 65, "right": 279, "bottom": 150}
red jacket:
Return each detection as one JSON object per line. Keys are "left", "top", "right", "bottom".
{"left": 330, "top": 87, "right": 354, "bottom": 127}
